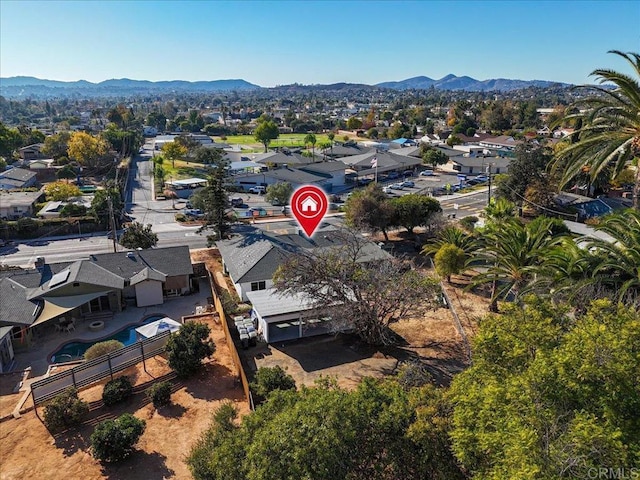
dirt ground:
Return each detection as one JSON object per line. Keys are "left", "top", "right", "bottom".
{"left": 0, "top": 315, "right": 249, "bottom": 480}
{"left": 0, "top": 372, "right": 25, "bottom": 419}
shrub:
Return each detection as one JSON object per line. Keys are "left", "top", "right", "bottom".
{"left": 102, "top": 376, "right": 133, "bottom": 406}
{"left": 166, "top": 322, "right": 215, "bottom": 377}
{"left": 458, "top": 215, "right": 478, "bottom": 232}
{"left": 175, "top": 213, "right": 187, "bottom": 222}
{"left": 90, "top": 413, "right": 146, "bottom": 463}
{"left": 146, "top": 381, "right": 172, "bottom": 408}
{"left": 43, "top": 387, "right": 89, "bottom": 432}
{"left": 250, "top": 366, "right": 296, "bottom": 399}
{"left": 84, "top": 340, "right": 124, "bottom": 360}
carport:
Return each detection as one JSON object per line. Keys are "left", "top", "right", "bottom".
{"left": 246, "top": 289, "right": 337, "bottom": 343}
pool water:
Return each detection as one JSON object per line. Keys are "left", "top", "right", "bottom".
{"left": 49, "top": 315, "right": 164, "bottom": 363}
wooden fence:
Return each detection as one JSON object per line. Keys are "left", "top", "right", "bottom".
{"left": 206, "top": 268, "right": 254, "bottom": 410}
{"left": 31, "top": 331, "right": 170, "bottom": 410}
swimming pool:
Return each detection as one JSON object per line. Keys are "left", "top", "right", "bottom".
{"left": 49, "top": 315, "right": 165, "bottom": 363}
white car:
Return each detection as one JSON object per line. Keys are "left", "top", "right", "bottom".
{"left": 401, "top": 180, "right": 415, "bottom": 188}
{"left": 390, "top": 183, "right": 404, "bottom": 190}
{"left": 419, "top": 170, "right": 435, "bottom": 176}
{"left": 248, "top": 186, "right": 266, "bottom": 194}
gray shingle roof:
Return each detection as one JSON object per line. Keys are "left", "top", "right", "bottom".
{"left": 27, "top": 260, "right": 125, "bottom": 299}
{"left": 0, "top": 168, "right": 37, "bottom": 182}
{"left": 217, "top": 225, "right": 392, "bottom": 285}
{"left": 300, "top": 161, "right": 347, "bottom": 174}
{"left": 0, "top": 277, "right": 40, "bottom": 327}
{"left": 130, "top": 267, "right": 167, "bottom": 285}
{"left": 89, "top": 246, "right": 193, "bottom": 279}
{"left": 264, "top": 168, "right": 327, "bottom": 185}
{"left": 0, "top": 190, "right": 44, "bottom": 208}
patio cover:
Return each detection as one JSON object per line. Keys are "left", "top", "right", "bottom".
{"left": 30, "top": 291, "right": 109, "bottom": 327}
{"left": 135, "top": 317, "right": 182, "bottom": 338}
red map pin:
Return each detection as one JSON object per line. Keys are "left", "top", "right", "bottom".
{"left": 290, "top": 185, "right": 328, "bottom": 238}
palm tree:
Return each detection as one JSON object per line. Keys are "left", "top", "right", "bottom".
{"left": 304, "top": 133, "right": 317, "bottom": 159}
{"left": 470, "top": 217, "right": 569, "bottom": 312}
{"left": 421, "top": 225, "right": 477, "bottom": 257}
{"left": 584, "top": 209, "right": 640, "bottom": 306}
{"left": 553, "top": 50, "right": 640, "bottom": 209}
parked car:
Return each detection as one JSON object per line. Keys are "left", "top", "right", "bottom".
{"left": 390, "top": 183, "right": 404, "bottom": 190}
{"left": 473, "top": 175, "right": 489, "bottom": 183}
{"left": 387, "top": 172, "right": 400, "bottom": 180}
{"left": 184, "top": 208, "right": 205, "bottom": 218}
{"left": 248, "top": 186, "right": 266, "bottom": 194}
{"left": 382, "top": 186, "right": 394, "bottom": 194}
{"left": 401, "top": 180, "right": 415, "bottom": 188}
{"left": 403, "top": 170, "right": 414, "bottom": 177}
{"left": 248, "top": 207, "right": 267, "bottom": 216}
{"left": 420, "top": 170, "right": 435, "bottom": 176}
{"left": 230, "top": 197, "right": 244, "bottom": 207}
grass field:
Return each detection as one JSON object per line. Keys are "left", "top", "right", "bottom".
{"left": 214, "top": 133, "right": 334, "bottom": 148}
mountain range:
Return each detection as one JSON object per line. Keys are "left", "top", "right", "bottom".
{"left": 376, "top": 74, "right": 567, "bottom": 91}
{"left": 0, "top": 74, "right": 569, "bottom": 98}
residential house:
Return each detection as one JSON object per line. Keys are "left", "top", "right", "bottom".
{"left": 231, "top": 167, "right": 330, "bottom": 192}
{"left": 37, "top": 196, "right": 92, "bottom": 219}
{"left": 298, "top": 161, "right": 347, "bottom": 189}
{"left": 0, "top": 168, "right": 38, "bottom": 190}
{"left": 0, "top": 190, "right": 44, "bottom": 220}
{"left": 26, "top": 159, "right": 55, "bottom": 169}
{"left": 217, "top": 223, "right": 392, "bottom": 343}
{"left": 391, "top": 138, "right": 418, "bottom": 147}
{"left": 0, "top": 246, "right": 194, "bottom": 354}
{"left": 18, "top": 144, "right": 44, "bottom": 160}
{"left": 479, "top": 135, "right": 522, "bottom": 151}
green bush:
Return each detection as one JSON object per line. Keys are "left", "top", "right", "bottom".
{"left": 175, "top": 213, "right": 187, "bottom": 222}
{"left": 102, "top": 376, "right": 133, "bottom": 406}
{"left": 84, "top": 340, "right": 124, "bottom": 360}
{"left": 43, "top": 387, "right": 89, "bottom": 432}
{"left": 166, "top": 322, "right": 215, "bottom": 378}
{"left": 250, "top": 366, "right": 296, "bottom": 399}
{"left": 90, "top": 413, "right": 146, "bottom": 463}
{"left": 146, "top": 381, "right": 172, "bottom": 408}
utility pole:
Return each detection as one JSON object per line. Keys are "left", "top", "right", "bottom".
{"left": 107, "top": 196, "right": 117, "bottom": 253}
{"left": 487, "top": 164, "right": 492, "bottom": 204}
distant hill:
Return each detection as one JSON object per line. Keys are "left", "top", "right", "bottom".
{"left": 377, "top": 74, "right": 569, "bottom": 91}
{"left": 0, "top": 77, "right": 261, "bottom": 98}
{"left": 0, "top": 74, "right": 571, "bottom": 99}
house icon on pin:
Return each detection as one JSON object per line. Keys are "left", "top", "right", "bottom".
{"left": 301, "top": 196, "right": 318, "bottom": 212}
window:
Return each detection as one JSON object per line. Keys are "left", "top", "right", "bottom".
{"left": 250, "top": 281, "right": 266, "bottom": 291}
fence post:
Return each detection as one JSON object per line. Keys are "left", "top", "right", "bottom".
{"left": 71, "top": 369, "right": 77, "bottom": 389}
{"left": 107, "top": 355, "right": 114, "bottom": 381}
{"left": 32, "top": 388, "right": 40, "bottom": 422}
{"left": 141, "top": 342, "right": 148, "bottom": 374}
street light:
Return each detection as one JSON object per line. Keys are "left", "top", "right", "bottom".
{"left": 486, "top": 163, "right": 494, "bottom": 203}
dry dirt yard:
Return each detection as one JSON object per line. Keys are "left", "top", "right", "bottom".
{"left": 0, "top": 315, "right": 249, "bottom": 480}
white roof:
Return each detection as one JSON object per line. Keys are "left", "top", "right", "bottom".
{"left": 246, "top": 288, "right": 316, "bottom": 318}
{"left": 168, "top": 177, "right": 207, "bottom": 186}
{"left": 135, "top": 317, "right": 182, "bottom": 338}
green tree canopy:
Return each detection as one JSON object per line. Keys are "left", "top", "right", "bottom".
{"left": 450, "top": 297, "right": 640, "bottom": 478}
{"left": 496, "top": 143, "right": 554, "bottom": 206}
{"left": 90, "top": 188, "right": 123, "bottom": 228}
{"left": 161, "top": 141, "right": 187, "bottom": 168}
{"left": 166, "top": 321, "right": 215, "bottom": 377}
{"left": 344, "top": 183, "right": 395, "bottom": 241}
{"left": 188, "top": 377, "right": 464, "bottom": 480}
{"left": 118, "top": 222, "right": 158, "bottom": 249}
{"left": 254, "top": 115, "right": 279, "bottom": 152}
{"left": 265, "top": 182, "right": 293, "bottom": 206}
{"left": 434, "top": 243, "right": 467, "bottom": 283}
{"left": 41, "top": 131, "right": 70, "bottom": 160}
{"left": 68, "top": 131, "right": 109, "bottom": 167}
{"left": 421, "top": 146, "right": 449, "bottom": 169}
{"left": 391, "top": 194, "right": 442, "bottom": 234}
{"left": 44, "top": 181, "right": 81, "bottom": 201}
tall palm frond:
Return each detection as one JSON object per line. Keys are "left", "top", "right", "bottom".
{"left": 421, "top": 226, "right": 477, "bottom": 257}
{"left": 552, "top": 50, "right": 640, "bottom": 209}
{"left": 470, "top": 217, "right": 569, "bottom": 308}
{"left": 585, "top": 209, "right": 640, "bottom": 304}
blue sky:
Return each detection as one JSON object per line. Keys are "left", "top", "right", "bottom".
{"left": 1, "top": 1, "right": 638, "bottom": 87}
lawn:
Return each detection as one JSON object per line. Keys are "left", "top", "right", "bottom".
{"left": 214, "top": 133, "right": 333, "bottom": 148}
